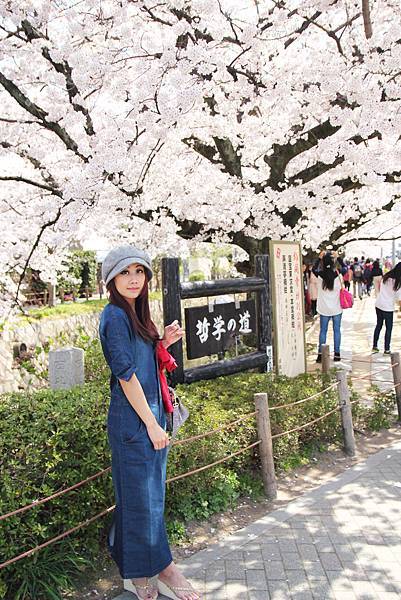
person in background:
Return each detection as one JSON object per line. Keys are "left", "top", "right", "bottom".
{"left": 303, "top": 263, "right": 312, "bottom": 316}
{"left": 313, "top": 251, "right": 343, "bottom": 362}
{"left": 371, "top": 259, "right": 383, "bottom": 297}
{"left": 309, "top": 267, "right": 319, "bottom": 317}
{"left": 351, "top": 257, "right": 363, "bottom": 300}
{"left": 372, "top": 262, "right": 401, "bottom": 355}
{"left": 363, "top": 259, "right": 373, "bottom": 296}
{"left": 342, "top": 260, "right": 352, "bottom": 291}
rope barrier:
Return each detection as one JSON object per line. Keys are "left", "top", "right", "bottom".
{"left": 0, "top": 414, "right": 258, "bottom": 522}
{"left": 166, "top": 440, "right": 261, "bottom": 483}
{"left": 368, "top": 379, "right": 401, "bottom": 388}
{"left": 0, "top": 467, "right": 111, "bottom": 522}
{"left": 3, "top": 356, "right": 396, "bottom": 569}
{"left": 269, "top": 381, "right": 339, "bottom": 411}
{"left": 172, "top": 411, "right": 258, "bottom": 446}
{"left": 350, "top": 362, "right": 398, "bottom": 382}
{"left": 0, "top": 441, "right": 262, "bottom": 569}
{"left": 271, "top": 406, "right": 340, "bottom": 440}
{"left": 0, "top": 505, "right": 115, "bottom": 570}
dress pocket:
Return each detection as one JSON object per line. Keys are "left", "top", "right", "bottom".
{"left": 121, "top": 407, "right": 145, "bottom": 444}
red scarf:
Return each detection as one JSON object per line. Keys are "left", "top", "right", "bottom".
{"left": 156, "top": 341, "right": 177, "bottom": 413}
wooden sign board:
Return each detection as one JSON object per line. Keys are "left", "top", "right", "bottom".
{"left": 185, "top": 300, "right": 256, "bottom": 360}
{"left": 269, "top": 241, "right": 306, "bottom": 377}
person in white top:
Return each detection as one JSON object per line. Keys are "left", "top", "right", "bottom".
{"left": 313, "top": 252, "right": 343, "bottom": 363}
{"left": 372, "top": 263, "right": 401, "bottom": 354}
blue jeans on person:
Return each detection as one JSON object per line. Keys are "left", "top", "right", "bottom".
{"left": 373, "top": 307, "right": 393, "bottom": 352}
{"left": 319, "top": 313, "right": 342, "bottom": 354}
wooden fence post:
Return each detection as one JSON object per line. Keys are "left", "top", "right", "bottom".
{"left": 322, "top": 344, "right": 330, "bottom": 374}
{"left": 254, "top": 393, "right": 277, "bottom": 499}
{"left": 390, "top": 351, "right": 401, "bottom": 422}
{"left": 336, "top": 370, "right": 356, "bottom": 456}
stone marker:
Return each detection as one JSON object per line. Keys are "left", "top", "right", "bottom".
{"left": 49, "top": 347, "right": 84, "bottom": 389}
{"left": 48, "top": 283, "right": 57, "bottom": 307}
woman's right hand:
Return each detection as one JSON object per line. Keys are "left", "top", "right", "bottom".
{"left": 146, "top": 421, "right": 170, "bottom": 450}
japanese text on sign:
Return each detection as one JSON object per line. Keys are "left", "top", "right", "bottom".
{"left": 271, "top": 241, "right": 306, "bottom": 377}
{"left": 185, "top": 301, "right": 256, "bottom": 360}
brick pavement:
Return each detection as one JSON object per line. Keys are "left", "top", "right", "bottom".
{"left": 114, "top": 439, "right": 401, "bottom": 599}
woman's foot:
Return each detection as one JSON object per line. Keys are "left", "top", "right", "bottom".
{"left": 124, "top": 578, "right": 158, "bottom": 599}
{"left": 334, "top": 352, "right": 341, "bottom": 362}
{"left": 158, "top": 562, "right": 200, "bottom": 600}
{"left": 316, "top": 353, "right": 322, "bottom": 363}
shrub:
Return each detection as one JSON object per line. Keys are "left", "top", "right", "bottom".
{"left": 0, "top": 383, "right": 113, "bottom": 600}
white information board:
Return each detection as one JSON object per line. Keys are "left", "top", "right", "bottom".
{"left": 269, "top": 240, "right": 306, "bottom": 377}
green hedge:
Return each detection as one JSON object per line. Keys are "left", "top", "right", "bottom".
{"left": 0, "top": 340, "right": 396, "bottom": 599}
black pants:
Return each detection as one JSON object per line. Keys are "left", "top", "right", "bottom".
{"left": 373, "top": 307, "right": 393, "bottom": 351}
{"left": 344, "top": 281, "right": 350, "bottom": 291}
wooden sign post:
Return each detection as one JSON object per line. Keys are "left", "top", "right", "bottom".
{"left": 162, "top": 255, "right": 273, "bottom": 385}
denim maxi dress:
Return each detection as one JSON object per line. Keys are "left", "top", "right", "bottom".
{"left": 99, "top": 303, "right": 172, "bottom": 578}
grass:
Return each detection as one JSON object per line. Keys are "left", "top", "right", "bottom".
{"left": 16, "top": 291, "right": 162, "bottom": 323}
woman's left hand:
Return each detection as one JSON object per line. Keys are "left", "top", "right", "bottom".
{"left": 162, "top": 320, "right": 184, "bottom": 348}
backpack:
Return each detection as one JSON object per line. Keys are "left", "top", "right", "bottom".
{"left": 364, "top": 267, "right": 372, "bottom": 282}
{"left": 353, "top": 264, "right": 362, "bottom": 278}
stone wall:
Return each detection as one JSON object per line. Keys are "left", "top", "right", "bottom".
{"left": 0, "top": 301, "right": 164, "bottom": 394}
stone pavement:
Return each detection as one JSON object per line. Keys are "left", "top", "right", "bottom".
{"left": 114, "top": 439, "right": 401, "bottom": 599}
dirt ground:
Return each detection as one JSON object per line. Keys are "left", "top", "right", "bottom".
{"left": 67, "top": 423, "right": 401, "bottom": 600}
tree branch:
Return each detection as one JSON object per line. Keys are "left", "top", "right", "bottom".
{"left": 0, "top": 71, "right": 88, "bottom": 161}
{"left": 16, "top": 199, "right": 75, "bottom": 299}
{"left": 0, "top": 175, "right": 62, "bottom": 196}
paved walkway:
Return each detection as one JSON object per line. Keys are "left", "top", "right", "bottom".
{"left": 114, "top": 439, "right": 401, "bottom": 599}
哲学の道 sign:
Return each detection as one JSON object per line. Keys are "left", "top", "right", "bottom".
{"left": 269, "top": 240, "right": 306, "bottom": 377}
{"left": 185, "top": 300, "right": 256, "bottom": 360}
{"left": 161, "top": 256, "right": 272, "bottom": 384}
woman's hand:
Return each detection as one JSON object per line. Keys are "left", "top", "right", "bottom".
{"left": 162, "top": 320, "right": 184, "bottom": 348}
{"left": 147, "top": 421, "right": 170, "bottom": 450}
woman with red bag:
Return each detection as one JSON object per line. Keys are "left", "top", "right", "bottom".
{"left": 313, "top": 251, "right": 343, "bottom": 363}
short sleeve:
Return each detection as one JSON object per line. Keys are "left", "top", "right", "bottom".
{"left": 102, "top": 308, "right": 137, "bottom": 382}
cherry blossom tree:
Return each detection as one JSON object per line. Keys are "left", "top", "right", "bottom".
{"left": 0, "top": 0, "right": 400, "bottom": 308}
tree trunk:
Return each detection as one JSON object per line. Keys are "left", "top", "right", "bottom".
{"left": 362, "top": 0, "right": 373, "bottom": 39}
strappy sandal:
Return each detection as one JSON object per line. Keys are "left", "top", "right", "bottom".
{"left": 123, "top": 578, "right": 158, "bottom": 599}
{"left": 158, "top": 579, "right": 200, "bottom": 600}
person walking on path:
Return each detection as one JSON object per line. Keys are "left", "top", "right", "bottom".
{"left": 363, "top": 259, "right": 373, "bottom": 296}
{"left": 342, "top": 261, "right": 352, "bottom": 291}
{"left": 371, "top": 259, "right": 383, "bottom": 297}
{"left": 99, "top": 245, "right": 200, "bottom": 600}
{"left": 309, "top": 268, "right": 318, "bottom": 316}
{"left": 313, "top": 251, "right": 343, "bottom": 363}
{"left": 372, "top": 262, "right": 401, "bottom": 355}
{"left": 351, "top": 257, "right": 363, "bottom": 299}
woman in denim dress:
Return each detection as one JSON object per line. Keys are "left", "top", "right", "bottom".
{"left": 99, "top": 246, "right": 200, "bottom": 600}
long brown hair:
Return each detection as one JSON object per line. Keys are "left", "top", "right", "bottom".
{"left": 107, "top": 274, "right": 160, "bottom": 343}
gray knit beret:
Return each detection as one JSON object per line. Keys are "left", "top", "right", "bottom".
{"left": 102, "top": 245, "right": 153, "bottom": 285}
